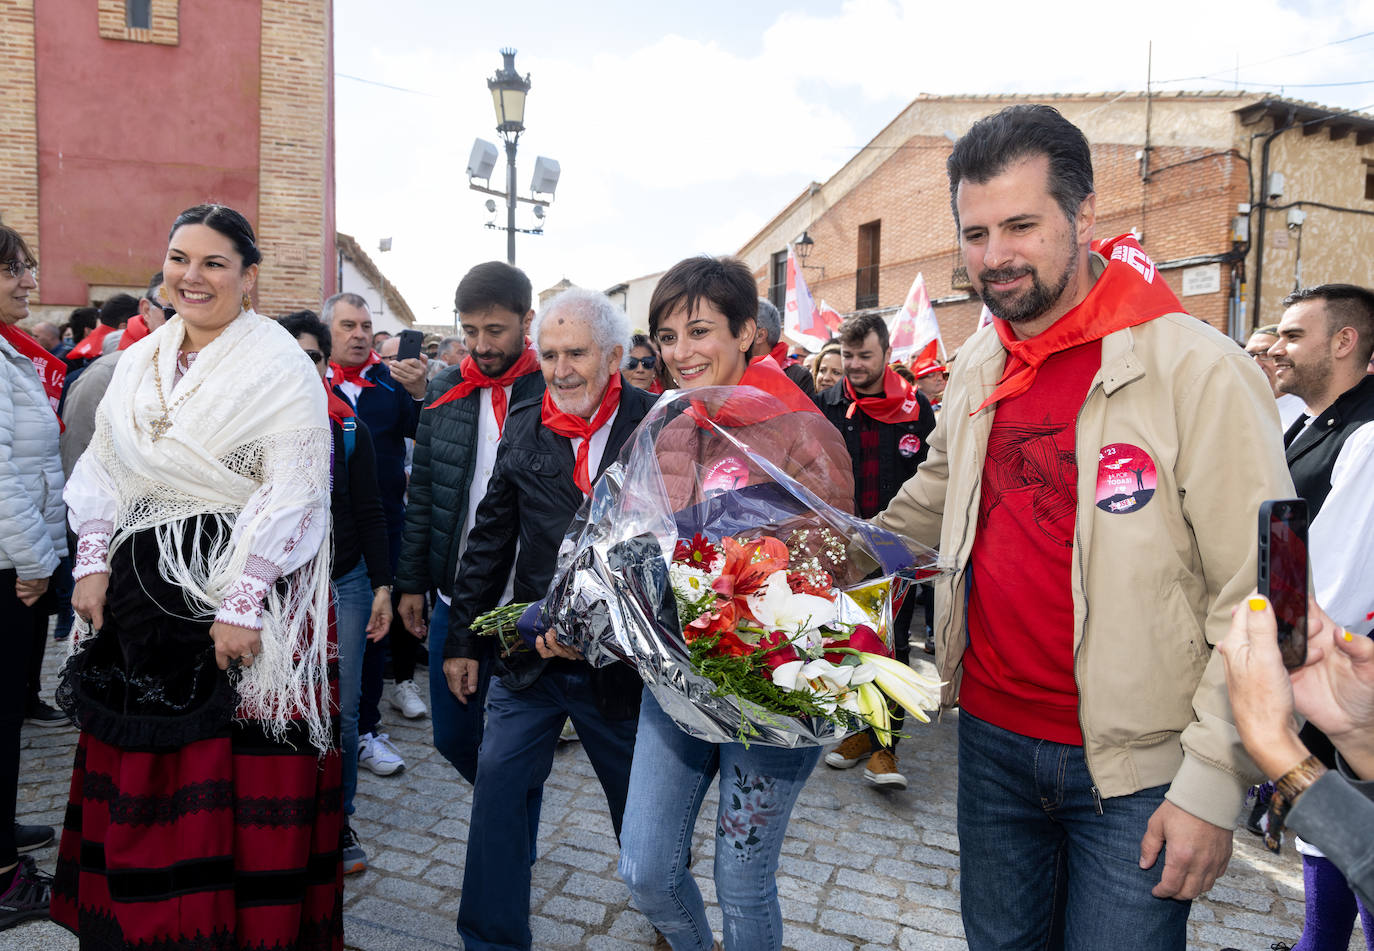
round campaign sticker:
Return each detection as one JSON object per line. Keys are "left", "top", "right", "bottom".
{"left": 703, "top": 456, "right": 750, "bottom": 497}
{"left": 898, "top": 433, "right": 923, "bottom": 457}
{"left": 1095, "top": 443, "right": 1157, "bottom": 514}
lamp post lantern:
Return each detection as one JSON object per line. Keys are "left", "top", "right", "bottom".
{"left": 488, "top": 49, "right": 529, "bottom": 264}
{"left": 466, "top": 49, "right": 560, "bottom": 264}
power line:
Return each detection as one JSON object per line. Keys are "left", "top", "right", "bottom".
{"left": 1154, "top": 30, "right": 1374, "bottom": 85}
{"left": 336, "top": 72, "right": 442, "bottom": 98}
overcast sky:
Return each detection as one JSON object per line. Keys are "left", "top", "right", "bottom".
{"left": 333, "top": 0, "right": 1374, "bottom": 329}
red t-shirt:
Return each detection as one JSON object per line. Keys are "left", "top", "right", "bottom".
{"left": 959, "top": 339, "right": 1102, "bottom": 745}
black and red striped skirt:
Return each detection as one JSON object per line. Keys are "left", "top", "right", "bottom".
{"left": 49, "top": 524, "right": 344, "bottom": 950}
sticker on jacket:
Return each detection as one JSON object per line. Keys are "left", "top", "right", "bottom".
{"left": 703, "top": 457, "right": 750, "bottom": 497}
{"left": 898, "top": 434, "right": 922, "bottom": 457}
{"left": 1095, "top": 443, "right": 1156, "bottom": 514}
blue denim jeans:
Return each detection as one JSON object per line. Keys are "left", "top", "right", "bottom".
{"left": 334, "top": 561, "right": 373, "bottom": 817}
{"left": 427, "top": 596, "right": 492, "bottom": 784}
{"left": 618, "top": 689, "right": 821, "bottom": 951}
{"left": 957, "top": 711, "right": 1190, "bottom": 950}
{"left": 456, "top": 667, "right": 638, "bottom": 951}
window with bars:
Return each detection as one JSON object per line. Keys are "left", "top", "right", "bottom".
{"left": 855, "top": 220, "right": 880, "bottom": 309}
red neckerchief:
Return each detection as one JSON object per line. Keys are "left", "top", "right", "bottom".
{"left": 0, "top": 322, "right": 66, "bottom": 426}
{"left": 323, "top": 374, "right": 356, "bottom": 426}
{"left": 66, "top": 324, "right": 115, "bottom": 362}
{"left": 844, "top": 367, "right": 925, "bottom": 423}
{"left": 427, "top": 347, "right": 540, "bottom": 436}
{"left": 117, "top": 315, "right": 150, "bottom": 350}
{"left": 975, "top": 234, "right": 1181, "bottom": 414}
{"left": 330, "top": 350, "right": 382, "bottom": 389}
{"left": 540, "top": 372, "right": 622, "bottom": 495}
{"left": 769, "top": 341, "right": 798, "bottom": 369}
{"left": 689, "top": 354, "right": 821, "bottom": 428}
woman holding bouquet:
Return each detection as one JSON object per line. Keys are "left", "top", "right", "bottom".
{"left": 618, "top": 255, "right": 854, "bottom": 951}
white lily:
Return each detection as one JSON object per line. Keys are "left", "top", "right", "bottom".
{"left": 747, "top": 571, "right": 837, "bottom": 636}
{"left": 860, "top": 652, "right": 942, "bottom": 724}
{"left": 855, "top": 681, "right": 891, "bottom": 746}
{"left": 800, "top": 658, "right": 854, "bottom": 691}
{"left": 770, "top": 659, "right": 807, "bottom": 691}
{"left": 848, "top": 662, "right": 878, "bottom": 686}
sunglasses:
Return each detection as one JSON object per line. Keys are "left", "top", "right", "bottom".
{"left": 626, "top": 355, "right": 657, "bottom": 371}
{"left": 304, "top": 349, "right": 325, "bottom": 364}
{"left": 3, "top": 260, "right": 36, "bottom": 279}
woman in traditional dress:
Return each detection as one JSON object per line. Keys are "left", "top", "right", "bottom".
{"left": 617, "top": 255, "right": 854, "bottom": 951}
{"left": 53, "top": 204, "right": 343, "bottom": 950}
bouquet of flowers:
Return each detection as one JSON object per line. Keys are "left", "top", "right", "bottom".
{"left": 486, "top": 384, "right": 944, "bottom": 747}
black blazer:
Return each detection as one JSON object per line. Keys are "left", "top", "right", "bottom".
{"left": 445, "top": 382, "right": 656, "bottom": 714}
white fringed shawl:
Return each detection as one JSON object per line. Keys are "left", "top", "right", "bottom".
{"left": 89, "top": 310, "right": 334, "bottom": 751}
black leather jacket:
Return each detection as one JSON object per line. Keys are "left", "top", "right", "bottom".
{"left": 444, "top": 383, "right": 655, "bottom": 717}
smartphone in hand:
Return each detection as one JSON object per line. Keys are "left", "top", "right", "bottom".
{"left": 396, "top": 329, "right": 424, "bottom": 361}
{"left": 1258, "top": 498, "right": 1308, "bottom": 669}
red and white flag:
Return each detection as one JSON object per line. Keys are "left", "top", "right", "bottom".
{"left": 785, "top": 245, "right": 825, "bottom": 341}
{"left": 889, "top": 273, "right": 943, "bottom": 363}
{"left": 816, "top": 300, "right": 842, "bottom": 334}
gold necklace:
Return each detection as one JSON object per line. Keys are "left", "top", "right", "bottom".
{"left": 149, "top": 345, "right": 203, "bottom": 441}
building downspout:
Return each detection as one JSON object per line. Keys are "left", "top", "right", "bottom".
{"left": 1252, "top": 105, "right": 1297, "bottom": 329}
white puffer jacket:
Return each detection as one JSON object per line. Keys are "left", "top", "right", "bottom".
{"left": 0, "top": 335, "right": 66, "bottom": 578}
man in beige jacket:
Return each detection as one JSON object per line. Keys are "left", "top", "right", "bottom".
{"left": 873, "top": 104, "right": 1293, "bottom": 949}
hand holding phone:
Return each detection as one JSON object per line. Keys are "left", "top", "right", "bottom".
{"left": 1258, "top": 498, "right": 1309, "bottom": 669}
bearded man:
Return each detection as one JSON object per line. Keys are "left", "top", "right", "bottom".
{"left": 443, "top": 288, "right": 653, "bottom": 951}
{"left": 873, "top": 104, "right": 1293, "bottom": 950}
{"left": 394, "top": 261, "right": 543, "bottom": 784}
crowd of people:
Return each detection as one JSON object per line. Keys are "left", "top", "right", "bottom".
{"left": 1, "top": 103, "right": 1372, "bottom": 951}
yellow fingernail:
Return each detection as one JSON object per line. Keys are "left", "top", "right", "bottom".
{"left": 1344, "top": 630, "right": 1355, "bottom": 642}
{"left": 1248, "top": 597, "right": 1268, "bottom": 612}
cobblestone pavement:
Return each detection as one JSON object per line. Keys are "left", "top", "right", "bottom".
{"left": 10, "top": 645, "right": 1366, "bottom": 950}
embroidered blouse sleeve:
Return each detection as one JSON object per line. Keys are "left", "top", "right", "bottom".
{"left": 215, "top": 428, "right": 331, "bottom": 629}
{"left": 65, "top": 448, "right": 118, "bottom": 580}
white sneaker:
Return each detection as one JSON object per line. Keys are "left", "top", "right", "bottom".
{"left": 388, "top": 679, "right": 428, "bottom": 719}
{"left": 358, "top": 732, "right": 405, "bottom": 776}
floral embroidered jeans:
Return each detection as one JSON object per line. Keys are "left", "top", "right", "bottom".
{"left": 618, "top": 689, "right": 821, "bottom": 951}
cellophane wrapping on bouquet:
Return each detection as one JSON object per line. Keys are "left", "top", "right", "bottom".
{"left": 539, "top": 384, "right": 942, "bottom": 748}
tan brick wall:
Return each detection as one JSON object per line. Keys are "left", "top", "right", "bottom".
{"left": 256, "top": 0, "right": 332, "bottom": 314}
{"left": 744, "top": 95, "right": 1271, "bottom": 353}
{"left": 0, "top": 0, "right": 39, "bottom": 273}
{"left": 97, "top": 0, "right": 179, "bottom": 46}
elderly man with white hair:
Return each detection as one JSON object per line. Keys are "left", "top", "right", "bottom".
{"left": 443, "top": 287, "right": 656, "bottom": 951}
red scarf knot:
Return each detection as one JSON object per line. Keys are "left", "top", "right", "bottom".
{"left": 540, "top": 372, "right": 622, "bottom": 495}
{"left": 688, "top": 355, "right": 822, "bottom": 429}
{"left": 428, "top": 347, "right": 541, "bottom": 436}
{"left": 844, "top": 367, "right": 925, "bottom": 424}
{"left": 330, "top": 350, "right": 382, "bottom": 389}
{"left": 973, "top": 234, "right": 1183, "bottom": 415}
{"left": 117, "top": 315, "right": 151, "bottom": 350}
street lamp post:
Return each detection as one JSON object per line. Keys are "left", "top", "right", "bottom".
{"left": 466, "top": 49, "right": 561, "bottom": 265}
{"left": 488, "top": 49, "right": 529, "bottom": 265}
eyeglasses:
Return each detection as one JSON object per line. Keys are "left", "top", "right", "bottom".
{"left": 626, "top": 355, "right": 657, "bottom": 371}
{"left": 2, "top": 260, "right": 36, "bottom": 279}
{"left": 1247, "top": 350, "right": 1276, "bottom": 363}
{"left": 304, "top": 349, "right": 325, "bottom": 364}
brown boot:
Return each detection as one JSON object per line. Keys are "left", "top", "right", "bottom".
{"left": 823, "top": 732, "right": 873, "bottom": 769}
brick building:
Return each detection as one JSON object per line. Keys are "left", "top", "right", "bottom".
{"left": 738, "top": 92, "right": 1374, "bottom": 353}
{"left": 0, "top": 0, "right": 335, "bottom": 322}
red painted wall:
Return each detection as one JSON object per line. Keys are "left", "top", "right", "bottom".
{"left": 34, "top": 1, "right": 262, "bottom": 305}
